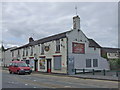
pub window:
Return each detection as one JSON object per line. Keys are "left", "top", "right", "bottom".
{"left": 18, "top": 49, "right": 20, "bottom": 57}
{"left": 93, "top": 59, "right": 98, "bottom": 67}
{"left": 30, "top": 46, "right": 33, "bottom": 56}
{"left": 86, "top": 59, "right": 91, "bottom": 67}
{"left": 26, "top": 47, "right": 28, "bottom": 56}
{"left": 18, "top": 50, "right": 20, "bottom": 55}
{"left": 56, "top": 39, "right": 60, "bottom": 52}
{"left": 23, "top": 48, "right": 25, "bottom": 56}
{"left": 41, "top": 44, "right": 44, "bottom": 54}
{"left": 40, "top": 58, "right": 45, "bottom": 69}
{"left": 54, "top": 56, "right": 61, "bottom": 70}
{"left": 38, "top": 44, "right": 40, "bottom": 53}
{"left": 12, "top": 51, "right": 14, "bottom": 57}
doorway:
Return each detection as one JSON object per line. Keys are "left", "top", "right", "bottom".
{"left": 47, "top": 59, "right": 52, "bottom": 73}
{"left": 34, "top": 60, "right": 38, "bottom": 71}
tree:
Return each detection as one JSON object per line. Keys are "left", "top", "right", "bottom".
{"left": 116, "top": 58, "right": 120, "bottom": 68}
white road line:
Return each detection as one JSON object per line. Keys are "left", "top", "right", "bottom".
{"left": 25, "top": 84, "right": 28, "bottom": 86}
{"left": 33, "top": 80, "right": 36, "bottom": 81}
{"left": 64, "top": 86, "right": 71, "bottom": 87}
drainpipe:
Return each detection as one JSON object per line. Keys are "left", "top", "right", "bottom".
{"left": 66, "top": 37, "right": 69, "bottom": 75}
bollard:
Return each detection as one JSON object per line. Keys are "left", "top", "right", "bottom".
{"left": 116, "top": 71, "right": 118, "bottom": 77}
{"left": 103, "top": 69, "right": 106, "bottom": 76}
{"left": 83, "top": 68, "right": 85, "bottom": 74}
{"left": 75, "top": 69, "right": 76, "bottom": 74}
{"left": 92, "top": 69, "right": 95, "bottom": 75}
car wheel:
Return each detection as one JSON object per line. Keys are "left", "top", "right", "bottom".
{"left": 28, "top": 72, "right": 31, "bottom": 75}
{"left": 17, "top": 70, "right": 21, "bottom": 75}
{"left": 9, "top": 70, "right": 12, "bottom": 74}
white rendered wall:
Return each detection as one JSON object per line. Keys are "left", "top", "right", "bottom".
{"left": 67, "top": 29, "right": 110, "bottom": 71}
{"left": 35, "top": 38, "right": 68, "bottom": 73}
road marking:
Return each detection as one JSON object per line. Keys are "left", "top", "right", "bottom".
{"left": 8, "top": 82, "right": 14, "bottom": 84}
{"left": 64, "top": 86, "right": 71, "bottom": 87}
{"left": 25, "top": 84, "right": 28, "bottom": 86}
{"left": 33, "top": 80, "right": 36, "bottom": 81}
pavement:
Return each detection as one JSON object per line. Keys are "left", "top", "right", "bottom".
{"left": 69, "top": 74, "right": 119, "bottom": 81}
{"left": 32, "top": 71, "right": 119, "bottom": 82}
{"left": 2, "top": 67, "right": 119, "bottom": 82}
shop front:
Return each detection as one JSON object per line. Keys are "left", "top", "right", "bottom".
{"left": 38, "top": 56, "right": 47, "bottom": 72}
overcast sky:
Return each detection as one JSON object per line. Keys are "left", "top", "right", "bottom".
{"left": 1, "top": 2, "right": 118, "bottom": 48}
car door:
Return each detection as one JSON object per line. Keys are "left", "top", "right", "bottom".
{"left": 14, "top": 63, "right": 18, "bottom": 73}
{"left": 10, "top": 63, "right": 14, "bottom": 72}
{"left": 9, "top": 63, "right": 12, "bottom": 70}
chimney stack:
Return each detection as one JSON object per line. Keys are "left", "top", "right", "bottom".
{"left": 73, "top": 15, "right": 80, "bottom": 30}
{"left": 29, "top": 37, "right": 34, "bottom": 43}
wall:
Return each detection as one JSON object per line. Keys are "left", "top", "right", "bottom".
{"left": 36, "top": 38, "right": 68, "bottom": 74}
{"left": 11, "top": 38, "right": 68, "bottom": 73}
{"left": 67, "top": 29, "right": 110, "bottom": 74}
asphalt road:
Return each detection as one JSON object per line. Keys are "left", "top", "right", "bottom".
{"left": 2, "top": 70, "right": 119, "bottom": 88}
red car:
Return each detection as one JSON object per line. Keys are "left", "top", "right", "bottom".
{"left": 8, "top": 61, "right": 32, "bottom": 75}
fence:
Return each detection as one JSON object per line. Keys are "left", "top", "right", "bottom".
{"left": 74, "top": 69, "right": 120, "bottom": 77}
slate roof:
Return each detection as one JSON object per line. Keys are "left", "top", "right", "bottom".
{"left": 88, "top": 39, "right": 101, "bottom": 48}
{"left": 11, "top": 30, "right": 101, "bottom": 51}
{"left": 11, "top": 31, "right": 69, "bottom": 51}
{"left": 101, "top": 47, "right": 120, "bottom": 53}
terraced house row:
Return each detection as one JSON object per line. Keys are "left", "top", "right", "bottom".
{"left": 4, "top": 15, "right": 111, "bottom": 74}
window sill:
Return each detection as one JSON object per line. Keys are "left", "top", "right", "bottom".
{"left": 41, "top": 53, "right": 44, "bottom": 55}
{"left": 54, "top": 69, "right": 61, "bottom": 71}
{"left": 55, "top": 51, "right": 60, "bottom": 53}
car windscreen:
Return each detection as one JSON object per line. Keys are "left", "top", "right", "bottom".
{"left": 17, "top": 62, "right": 28, "bottom": 67}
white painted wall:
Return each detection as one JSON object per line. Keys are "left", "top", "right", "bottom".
{"left": 4, "top": 47, "right": 17, "bottom": 66}
{"left": 35, "top": 38, "right": 68, "bottom": 73}
{"left": 67, "top": 29, "right": 110, "bottom": 71}
{"left": 12, "top": 38, "right": 68, "bottom": 73}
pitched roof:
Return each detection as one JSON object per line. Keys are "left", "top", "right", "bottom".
{"left": 102, "top": 47, "right": 120, "bottom": 53}
{"left": 11, "top": 31, "right": 102, "bottom": 51}
{"left": 11, "top": 31, "right": 69, "bottom": 51}
{"left": 88, "top": 39, "right": 101, "bottom": 48}
{"left": 35, "top": 31, "right": 68, "bottom": 44}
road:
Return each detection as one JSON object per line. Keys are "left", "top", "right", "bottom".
{"left": 2, "top": 70, "right": 119, "bottom": 88}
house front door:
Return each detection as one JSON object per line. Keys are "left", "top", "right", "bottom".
{"left": 47, "top": 59, "right": 51, "bottom": 73}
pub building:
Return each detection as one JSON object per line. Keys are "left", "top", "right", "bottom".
{"left": 11, "top": 15, "right": 110, "bottom": 74}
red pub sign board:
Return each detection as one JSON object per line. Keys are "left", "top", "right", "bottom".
{"left": 72, "top": 42, "right": 85, "bottom": 54}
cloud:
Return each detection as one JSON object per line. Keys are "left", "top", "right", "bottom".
{"left": 1, "top": 2, "right": 118, "bottom": 48}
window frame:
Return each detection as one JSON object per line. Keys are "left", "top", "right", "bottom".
{"left": 86, "top": 59, "right": 91, "bottom": 67}
{"left": 56, "top": 39, "right": 60, "bottom": 53}
{"left": 54, "top": 56, "right": 62, "bottom": 70}
{"left": 41, "top": 44, "right": 44, "bottom": 54}
{"left": 93, "top": 59, "right": 98, "bottom": 67}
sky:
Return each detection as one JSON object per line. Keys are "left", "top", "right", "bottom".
{"left": 1, "top": 2, "right": 119, "bottom": 48}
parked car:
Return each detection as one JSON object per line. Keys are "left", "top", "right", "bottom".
{"left": 8, "top": 61, "right": 32, "bottom": 75}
